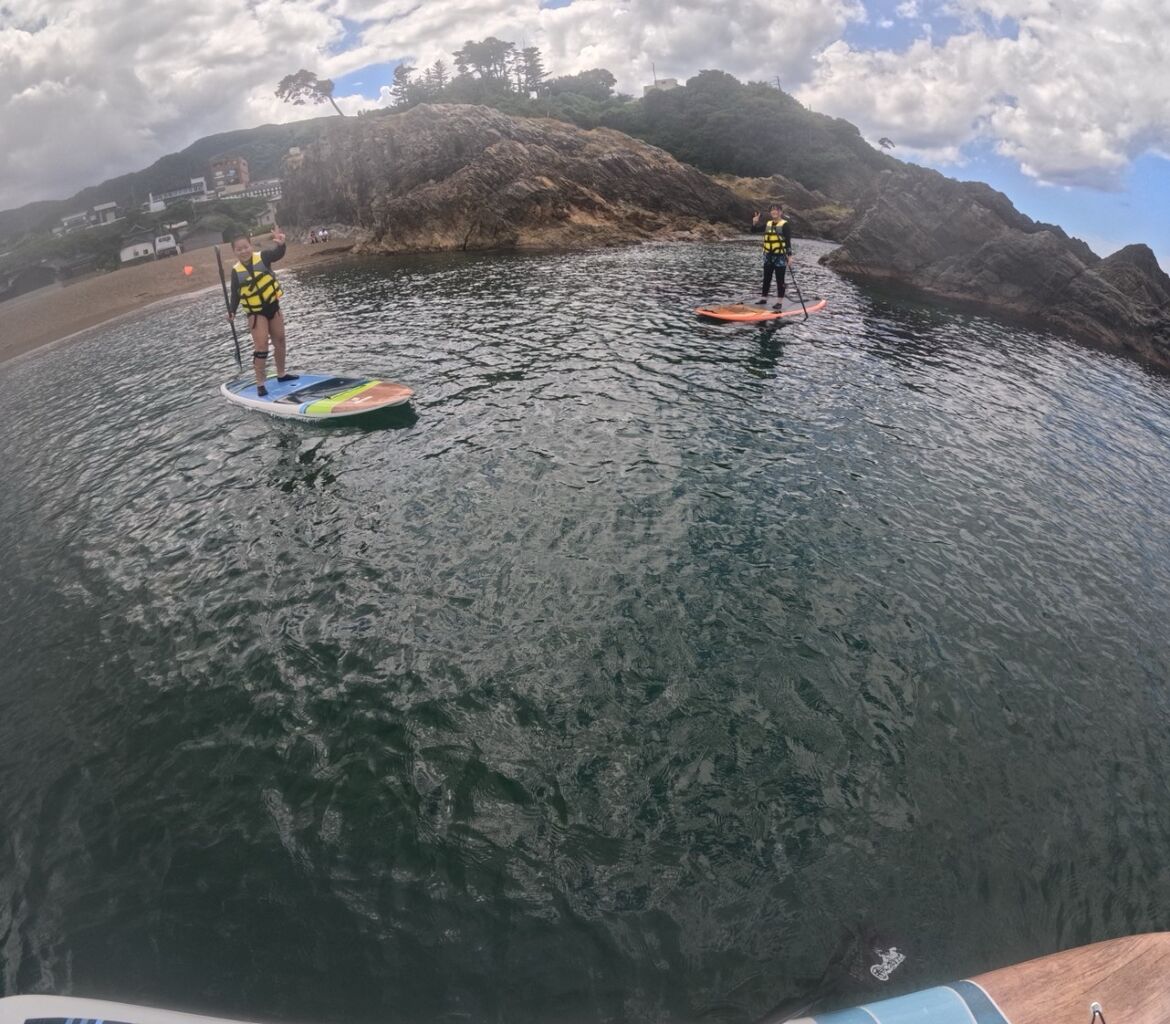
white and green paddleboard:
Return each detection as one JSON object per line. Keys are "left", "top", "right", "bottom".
{"left": 221, "top": 373, "right": 413, "bottom": 421}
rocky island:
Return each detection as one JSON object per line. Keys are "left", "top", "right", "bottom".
{"left": 823, "top": 166, "right": 1170, "bottom": 368}
{"left": 281, "top": 101, "right": 1169, "bottom": 371}
{"left": 280, "top": 104, "right": 748, "bottom": 251}
{"left": 4, "top": 73, "right": 1166, "bottom": 372}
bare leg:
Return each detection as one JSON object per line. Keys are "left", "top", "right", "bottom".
{"left": 250, "top": 315, "right": 271, "bottom": 388}
{"left": 269, "top": 311, "right": 287, "bottom": 378}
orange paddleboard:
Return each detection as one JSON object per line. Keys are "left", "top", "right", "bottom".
{"left": 696, "top": 298, "right": 828, "bottom": 321}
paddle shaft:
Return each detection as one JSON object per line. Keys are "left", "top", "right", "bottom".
{"left": 786, "top": 258, "right": 809, "bottom": 321}
{"left": 213, "top": 246, "right": 243, "bottom": 369}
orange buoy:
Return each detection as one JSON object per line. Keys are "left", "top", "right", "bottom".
{"left": 183, "top": 265, "right": 194, "bottom": 276}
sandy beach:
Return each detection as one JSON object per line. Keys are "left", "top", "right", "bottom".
{"left": 0, "top": 237, "right": 353, "bottom": 367}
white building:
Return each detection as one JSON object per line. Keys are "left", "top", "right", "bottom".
{"left": 146, "top": 177, "right": 209, "bottom": 209}
{"left": 221, "top": 179, "right": 283, "bottom": 202}
{"left": 93, "top": 201, "right": 119, "bottom": 225}
{"left": 119, "top": 234, "right": 156, "bottom": 262}
{"left": 643, "top": 78, "right": 680, "bottom": 96}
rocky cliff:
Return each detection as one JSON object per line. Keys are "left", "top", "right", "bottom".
{"left": 823, "top": 168, "right": 1170, "bottom": 368}
{"left": 281, "top": 101, "right": 1169, "bottom": 371}
{"left": 715, "top": 173, "right": 854, "bottom": 241}
{"left": 280, "top": 104, "right": 749, "bottom": 251}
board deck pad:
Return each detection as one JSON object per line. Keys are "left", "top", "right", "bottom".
{"left": 696, "top": 297, "right": 828, "bottom": 321}
{"left": 789, "top": 933, "right": 1170, "bottom": 1024}
{"left": 221, "top": 372, "right": 413, "bottom": 421}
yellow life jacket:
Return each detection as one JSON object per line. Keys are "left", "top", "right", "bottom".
{"left": 233, "top": 252, "right": 283, "bottom": 312}
{"left": 762, "top": 218, "right": 788, "bottom": 255}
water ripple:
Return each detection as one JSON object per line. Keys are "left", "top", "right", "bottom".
{"left": 2, "top": 240, "right": 1170, "bottom": 1022}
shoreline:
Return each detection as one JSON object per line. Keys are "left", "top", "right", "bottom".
{"left": 0, "top": 233, "right": 751, "bottom": 370}
{"left": 0, "top": 238, "right": 354, "bottom": 369}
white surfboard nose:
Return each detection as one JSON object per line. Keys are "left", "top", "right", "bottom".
{"left": 0, "top": 994, "right": 266, "bottom": 1024}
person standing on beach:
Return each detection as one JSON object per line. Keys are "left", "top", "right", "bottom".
{"left": 227, "top": 227, "right": 297, "bottom": 396}
{"left": 750, "top": 204, "right": 793, "bottom": 308}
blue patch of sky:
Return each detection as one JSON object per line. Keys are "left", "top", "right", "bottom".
{"left": 906, "top": 141, "right": 1169, "bottom": 268}
{"left": 540, "top": 0, "right": 574, "bottom": 8}
{"left": 843, "top": 1, "right": 1017, "bottom": 53}
{"left": 327, "top": 17, "right": 365, "bottom": 55}
{"left": 332, "top": 61, "right": 408, "bottom": 100}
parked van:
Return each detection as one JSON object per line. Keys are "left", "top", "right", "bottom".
{"left": 154, "top": 234, "right": 181, "bottom": 257}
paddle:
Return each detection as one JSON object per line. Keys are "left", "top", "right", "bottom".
{"left": 213, "top": 245, "right": 242, "bottom": 369}
{"left": 786, "top": 257, "right": 809, "bottom": 321}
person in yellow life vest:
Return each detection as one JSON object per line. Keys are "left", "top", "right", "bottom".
{"left": 750, "top": 204, "right": 794, "bottom": 309}
{"left": 227, "top": 227, "right": 297, "bottom": 397}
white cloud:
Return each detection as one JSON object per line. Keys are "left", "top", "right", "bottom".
{"left": 797, "top": 0, "right": 1170, "bottom": 188}
{"left": 333, "top": 0, "right": 865, "bottom": 98}
{"left": 0, "top": 0, "right": 1166, "bottom": 210}
{"left": 0, "top": 0, "right": 864, "bottom": 210}
{"left": 0, "top": 0, "right": 343, "bottom": 210}
{"left": 895, "top": 0, "right": 920, "bottom": 18}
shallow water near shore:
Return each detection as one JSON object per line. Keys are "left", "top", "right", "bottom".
{"left": 3, "top": 239, "right": 1170, "bottom": 1023}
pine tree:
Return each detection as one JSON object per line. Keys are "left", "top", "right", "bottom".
{"left": 390, "top": 63, "right": 416, "bottom": 107}
{"left": 520, "top": 47, "right": 547, "bottom": 96}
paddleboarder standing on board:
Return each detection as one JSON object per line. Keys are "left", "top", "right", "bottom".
{"left": 750, "top": 204, "right": 793, "bottom": 309}
{"left": 227, "top": 227, "right": 297, "bottom": 397}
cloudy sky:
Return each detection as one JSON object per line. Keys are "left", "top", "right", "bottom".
{"left": 2, "top": 0, "right": 1167, "bottom": 263}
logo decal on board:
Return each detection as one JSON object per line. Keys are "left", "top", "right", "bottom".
{"left": 870, "top": 947, "right": 906, "bottom": 982}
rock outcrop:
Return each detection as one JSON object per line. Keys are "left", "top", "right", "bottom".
{"left": 280, "top": 101, "right": 1169, "bottom": 370}
{"left": 824, "top": 168, "right": 1170, "bottom": 369}
{"left": 715, "top": 174, "right": 854, "bottom": 242}
{"left": 281, "top": 104, "right": 749, "bottom": 252}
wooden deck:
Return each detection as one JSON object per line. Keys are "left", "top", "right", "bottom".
{"left": 792, "top": 932, "right": 1170, "bottom": 1024}
{"left": 974, "top": 932, "right": 1170, "bottom": 1024}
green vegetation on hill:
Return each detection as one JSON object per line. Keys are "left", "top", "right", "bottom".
{"left": 0, "top": 120, "right": 333, "bottom": 243}
{"left": 2, "top": 41, "right": 898, "bottom": 252}
{"left": 0, "top": 198, "right": 270, "bottom": 277}
{"left": 381, "top": 48, "right": 895, "bottom": 199}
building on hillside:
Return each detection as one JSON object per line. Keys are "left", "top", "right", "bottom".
{"left": 146, "top": 177, "right": 209, "bottom": 209}
{"left": 191, "top": 177, "right": 216, "bottom": 204}
{"left": 93, "top": 201, "right": 120, "bottom": 225}
{"left": 55, "top": 202, "right": 122, "bottom": 233}
{"left": 221, "top": 179, "right": 282, "bottom": 202}
{"left": 643, "top": 78, "right": 680, "bottom": 95}
{"left": 59, "top": 211, "right": 89, "bottom": 233}
{"left": 210, "top": 156, "right": 250, "bottom": 190}
{"left": 119, "top": 230, "right": 157, "bottom": 263}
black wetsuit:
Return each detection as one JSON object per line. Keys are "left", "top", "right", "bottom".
{"left": 750, "top": 218, "right": 792, "bottom": 299}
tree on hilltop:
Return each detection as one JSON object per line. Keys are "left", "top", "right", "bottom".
{"left": 391, "top": 64, "right": 417, "bottom": 107}
{"left": 428, "top": 59, "right": 450, "bottom": 91}
{"left": 547, "top": 68, "right": 616, "bottom": 101}
{"left": 453, "top": 37, "right": 516, "bottom": 82}
{"left": 275, "top": 69, "right": 346, "bottom": 116}
{"left": 519, "top": 47, "right": 547, "bottom": 96}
